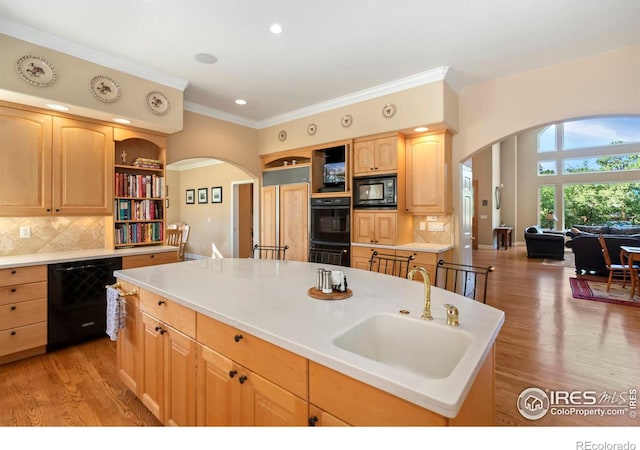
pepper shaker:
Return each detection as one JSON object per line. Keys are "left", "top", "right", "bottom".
{"left": 322, "top": 270, "right": 332, "bottom": 294}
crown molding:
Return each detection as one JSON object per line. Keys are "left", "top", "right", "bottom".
{"left": 0, "top": 18, "right": 190, "bottom": 91}
{"left": 186, "top": 66, "right": 450, "bottom": 129}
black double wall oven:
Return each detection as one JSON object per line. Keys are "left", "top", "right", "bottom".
{"left": 310, "top": 197, "right": 350, "bottom": 266}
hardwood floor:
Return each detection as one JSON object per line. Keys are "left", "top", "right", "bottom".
{"left": 0, "top": 245, "right": 638, "bottom": 427}
{"left": 475, "top": 245, "right": 640, "bottom": 426}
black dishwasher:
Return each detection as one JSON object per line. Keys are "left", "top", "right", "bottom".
{"left": 47, "top": 257, "right": 122, "bottom": 351}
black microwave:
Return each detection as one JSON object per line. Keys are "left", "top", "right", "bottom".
{"left": 353, "top": 175, "right": 397, "bottom": 208}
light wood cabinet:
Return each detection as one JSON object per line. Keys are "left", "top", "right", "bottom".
{"left": 121, "top": 251, "right": 177, "bottom": 269}
{"left": 396, "top": 248, "right": 452, "bottom": 282}
{"left": 138, "top": 291, "right": 196, "bottom": 426}
{"left": 405, "top": 132, "right": 452, "bottom": 214}
{"left": 0, "top": 106, "right": 113, "bottom": 216}
{"left": 351, "top": 245, "right": 390, "bottom": 271}
{"left": 353, "top": 136, "right": 398, "bottom": 176}
{"left": 0, "top": 107, "right": 52, "bottom": 216}
{"left": 113, "top": 130, "right": 167, "bottom": 248}
{"left": 308, "top": 404, "right": 349, "bottom": 426}
{"left": 53, "top": 117, "right": 114, "bottom": 215}
{"left": 0, "top": 265, "right": 47, "bottom": 365}
{"left": 352, "top": 210, "right": 397, "bottom": 246}
{"left": 115, "top": 280, "right": 140, "bottom": 394}
{"left": 260, "top": 183, "right": 309, "bottom": 262}
{"left": 196, "top": 314, "right": 308, "bottom": 426}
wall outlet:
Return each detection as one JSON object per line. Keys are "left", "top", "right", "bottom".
{"left": 20, "top": 226, "right": 30, "bottom": 238}
{"left": 419, "top": 221, "right": 426, "bottom": 231}
{"left": 426, "top": 216, "right": 437, "bottom": 222}
{"left": 428, "top": 222, "right": 444, "bottom": 232}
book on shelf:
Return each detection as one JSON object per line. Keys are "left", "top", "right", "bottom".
{"left": 115, "top": 173, "right": 164, "bottom": 198}
{"left": 132, "top": 157, "right": 162, "bottom": 169}
{"left": 115, "top": 222, "right": 164, "bottom": 245}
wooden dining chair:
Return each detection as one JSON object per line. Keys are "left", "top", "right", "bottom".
{"left": 368, "top": 251, "right": 414, "bottom": 278}
{"left": 598, "top": 234, "right": 628, "bottom": 292}
{"left": 620, "top": 248, "right": 640, "bottom": 298}
{"left": 308, "top": 247, "right": 345, "bottom": 266}
{"left": 252, "top": 244, "right": 289, "bottom": 260}
{"left": 165, "top": 228, "right": 184, "bottom": 261}
{"left": 434, "top": 260, "right": 495, "bottom": 303}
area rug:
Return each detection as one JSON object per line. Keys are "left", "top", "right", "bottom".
{"left": 569, "top": 277, "right": 640, "bottom": 307}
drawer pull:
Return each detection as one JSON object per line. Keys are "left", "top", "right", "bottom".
{"left": 10, "top": 306, "right": 16, "bottom": 311}
{"left": 150, "top": 254, "right": 155, "bottom": 258}
{"left": 229, "top": 370, "right": 237, "bottom": 378}
{"left": 158, "top": 300, "right": 166, "bottom": 306}
{"left": 10, "top": 331, "right": 16, "bottom": 336}
{"left": 234, "top": 334, "right": 243, "bottom": 343}
{"left": 308, "top": 416, "right": 319, "bottom": 427}
{"left": 11, "top": 270, "right": 17, "bottom": 275}
{"left": 10, "top": 288, "right": 17, "bottom": 293}
{"left": 238, "top": 375, "right": 247, "bottom": 384}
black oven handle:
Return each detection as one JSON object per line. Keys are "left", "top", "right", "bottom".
{"left": 311, "top": 205, "right": 350, "bottom": 210}
{"left": 54, "top": 262, "right": 115, "bottom": 272}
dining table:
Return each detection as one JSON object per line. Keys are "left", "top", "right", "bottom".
{"left": 619, "top": 246, "right": 640, "bottom": 298}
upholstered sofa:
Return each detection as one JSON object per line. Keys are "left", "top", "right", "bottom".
{"left": 524, "top": 226, "right": 566, "bottom": 260}
{"left": 564, "top": 225, "right": 640, "bottom": 276}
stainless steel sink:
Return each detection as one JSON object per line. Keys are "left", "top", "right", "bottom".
{"left": 332, "top": 313, "right": 473, "bottom": 379}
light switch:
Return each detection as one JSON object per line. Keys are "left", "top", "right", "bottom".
{"left": 427, "top": 216, "right": 437, "bottom": 222}
{"left": 20, "top": 226, "right": 30, "bottom": 238}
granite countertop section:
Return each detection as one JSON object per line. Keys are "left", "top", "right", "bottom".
{"left": 114, "top": 258, "right": 503, "bottom": 418}
{"left": 0, "top": 246, "right": 177, "bottom": 269}
{"left": 352, "top": 241, "right": 454, "bottom": 252}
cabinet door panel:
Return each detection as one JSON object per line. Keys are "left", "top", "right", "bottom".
{"left": 116, "top": 283, "right": 140, "bottom": 394}
{"left": 406, "top": 133, "right": 451, "bottom": 213}
{"left": 241, "top": 371, "right": 308, "bottom": 426}
{"left": 374, "top": 212, "right": 397, "bottom": 245}
{"left": 140, "top": 312, "right": 164, "bottom": 421}
{"left": 260, "top": 186, "right": 277, "bottom": 247}
{"left": 53, "top": 118, "right": 113, "bottom": 214}
{"left": 279, "top": 183, "right": 308, "bottom": 262}
{"left": 0, "top": 108, "right": 52, "bottom": 215}
{"left": 164, "top": 326, "right": 196, "bottom": 426}
{"left": 197, "top": 344, "right": 241, "bottom": 426}
{"left": 352, "top": 212, "right": 376, "bottom": 244}
{"left": 374, "top": 137, "right": 398, "bottom": 173}
{"left": 353, "top": 141, "right": 376, "bottom": 176}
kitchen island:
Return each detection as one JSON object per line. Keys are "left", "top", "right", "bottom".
{"left": 113, "top": 258, "right": 504, "bottom": 426}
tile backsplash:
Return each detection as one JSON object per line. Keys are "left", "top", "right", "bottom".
{"left": 0, "top": 216, "right": 105, "bottom": 256}
{"left": 412, "top": 215, "right": 454, "bottom": 245}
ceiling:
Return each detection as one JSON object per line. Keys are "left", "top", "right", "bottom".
{"left": 1, "top": 0, "right": 640, "bottom": 128}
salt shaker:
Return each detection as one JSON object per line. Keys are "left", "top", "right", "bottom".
{"left": 322, "top": 270, "right": 332, "bottom": 294}
{"left": 316, "top": 268, "right": 324, "bottom": 290}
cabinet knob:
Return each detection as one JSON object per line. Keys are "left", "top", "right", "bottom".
{"left": 150, "top": 254, "right": 155, "bottom": 258}
{"left": 234, "top": 334, "right": 243, "bottom": 343}
{"left": 155, "top": 326, "right": 166, "bottom": 335}
{"left": 238, "top": 375, "right": 248, "bottom": 384}
{"left": 46, "top": 209, "right": 51, "bottom": 212}
{"left": 308, "top": 416, "right": 319, "bottom": 427}
{"left": 10, "top": 306, "right": 16, "bottom": 311}
{"left": 229, "top": 370, "right": 237, "bottom": 378}
{"left": 10, "top": 288, "right": 17, "bottom": 293}
{"left": 10, "top": 331, "right": 16, "bottom": 336}
{"left": 157, "top": 300, "right": 166, "bottom": 306}
{"left": 11, "top": 270, "right": 16, "bottom": 275}
{"left": 55, "top": 209, "right": 60, "bottom": 213}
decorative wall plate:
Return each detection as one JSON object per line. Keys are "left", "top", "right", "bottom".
{"left": 341, "top": 114, "right": 353, "bottom": 128}
{"left": 90, "top": 75, "right": 121, "bottom": 103}
{"left": 16, "top": 55, "right": 57, "bottom": 87}
{"left": 145, "top": 91, "right": 171, "bottom": 115}
{"left": 382, "top": 103, "right": 397, "bottom": 118}
{"left": 278, "top": 130, "right": 287, "bottom": 142}
{"left": 307, "top": 123, "right": 317, "bottom": 136}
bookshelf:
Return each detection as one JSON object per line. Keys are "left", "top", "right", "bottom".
{"left": 113, "top": 131, "right": 167, "bottom": 248}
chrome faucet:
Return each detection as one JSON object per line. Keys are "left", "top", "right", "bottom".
{"left": 408, "top": 266, "right": 433, "bottom": 320}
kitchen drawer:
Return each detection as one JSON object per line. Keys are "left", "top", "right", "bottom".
{"left": 0, "top": 281, "right": 47, "bottom": 306}
{"left": 122, "top": 252, "right": 177, "bottom": 269}
{"left": 139, "top": 289, "right": 195, "bottom": 338}
{"left": 0, "top": 322, "right": 47, "bottom": 357}
{"left": 0, "top": 265, "right": 47, "bottom": 287}
{"left": 0, "top": 298, "right": 47, "bottom": 330}
{"left": 197, "top": 314, "right": 308, "bottom": 399}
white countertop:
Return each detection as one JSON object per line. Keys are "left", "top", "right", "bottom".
{"left": 0, "top": 246, "right": 177, "bottom": 269}
{"left": 114, "top": 258, "right": 503, "bottom": 418}
{"left": 352, "top": 241, "right": 454, "bottom": 252}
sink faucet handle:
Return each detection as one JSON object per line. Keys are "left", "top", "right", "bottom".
{"left": 444, "top": 304, "right": 459, "bottom": 327}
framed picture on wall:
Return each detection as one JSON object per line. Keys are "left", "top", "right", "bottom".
{"left": 186, "top": 189, "right": 195, "bottom": 204}
{"left": 211, "top": 186, "right": 222, "bottom": 203}
{"left": 198, "top": 188, "right": 208, "bottom": 204}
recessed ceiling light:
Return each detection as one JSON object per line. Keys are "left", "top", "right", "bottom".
{"left": 113, "top": 118, "right": 132, "bottom": 124}
{"left": 414, "top": 127, "right": 429, "bottom": 132}
{"left": 194, "top": 53, "right": 218, "bottom": 64}
{"left": 45, "top": 103, "right": 69, "bottom": 111}
{"left": 235, "top": 99, "right": 247, "bottom": 105}
{"left": 270, "top": 23, "right": 283, "bottom": 34}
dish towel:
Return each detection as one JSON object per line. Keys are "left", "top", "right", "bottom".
{"left": 106, "top": 286, "right": 125, "bottom": 341}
